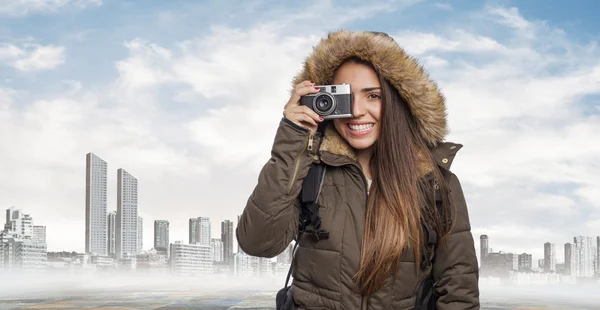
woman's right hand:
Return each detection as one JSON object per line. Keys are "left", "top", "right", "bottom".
{"left": 283, "top": 80, "right": 324, "bottom": 133}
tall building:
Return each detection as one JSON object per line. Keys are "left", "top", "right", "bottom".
{"left": 221, "top": 220, "right": 234, "bottom": 264}
{"left": 480, "top": 235, "right": 489, "bottom": 268}
{"left": 565, "top": 242, "right": 576, "bottom": 276}
{"left": 85, "top": 153, "right": 108, "bottom": 256}
{"left": 116, "top": 168, "right": 138, "bottom": 259}
{"left": 211, "top": 238, "right": 223, "bottom": 262}
{"left": 154, "top": 220, "right": 169, "bottom": 254}
{"left": 188, "top": 217, "right": 211, "bottom": 246}
{"left": 107, "top": 211, "right": 116, "bottom": 257}
{"left": 189, "top": 218, "right": 198, "bottom": 244}
{"left": 196, "top": 217, "right": 210, "bottom": 246}
{"left": 138, "top": 216, "right": 143, "bottom": 252}
{"left": 544, "top": 242, "right": 556, "bottom": 273}
{"left": 517, "top": 253, "right": 532, "bottom": 271}
{"left": 32, "top": 226, "right": 46, "bottom": 244}
{"left": 1, "top": 207, "right": 47, "bottom": 271}
{"left": 597, "top": 236, "right": 600, "bottom": 276}
{"left": 4, "top": 207, "right": 33, "bottom": 237}
{"left": 237, "top": 214, "right": 241, "bottom": 253}
{"left": 574, "top": 236, "right": 594, "bottom": 277}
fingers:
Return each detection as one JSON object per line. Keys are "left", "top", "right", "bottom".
{"left": 296, "top": 113, "right": 318, "bottom": 127}
{"left": 285, "top": 80, "right": 321, "bottom": 108}
{"left": 297, "top": 105, "right": 322, "bottom": 124}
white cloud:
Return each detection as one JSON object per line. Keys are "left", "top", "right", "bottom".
{"left": 0, "top": 0, "right": 101, "bottom": 16}
{"left": 487, "top": 6, "right": 531, "bottom": 30}
{"left": 0, "top": 43, "right": 65, "bottom": 72}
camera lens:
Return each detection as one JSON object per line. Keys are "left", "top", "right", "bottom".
{"left": 313, "top": 93, "right": 335, "bottom": 115}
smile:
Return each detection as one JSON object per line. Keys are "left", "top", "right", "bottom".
{"left": 347, "top": 123, "right": 375, "bottom": 136}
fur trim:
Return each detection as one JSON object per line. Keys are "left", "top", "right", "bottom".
{"left": 292, "top": 30, "right": 447, "bottom": 147}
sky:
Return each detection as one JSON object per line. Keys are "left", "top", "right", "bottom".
{"left": 1, "top": 0, "right": 599, "bottom": 264}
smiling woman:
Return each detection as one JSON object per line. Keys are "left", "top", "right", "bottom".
{"left": 236, "top": 30, "right": 479, "bottom": 310}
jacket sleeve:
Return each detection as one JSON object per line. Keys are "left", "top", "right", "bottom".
{"left": 236, "top": 118, "right": 319, "bottom": 258}
{"left": 433, "top": 172, "right": 480, "bottom": 310}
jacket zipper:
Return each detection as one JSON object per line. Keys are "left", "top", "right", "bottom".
{"left": 286, "top": 132, "right": 314, "bottom": 195}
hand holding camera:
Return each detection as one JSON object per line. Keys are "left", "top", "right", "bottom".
{"left": 283, "top": 80, "right": 325, "bottom": 133}
{"left": 284, "top": 80, "right": 354, "bottom": 133}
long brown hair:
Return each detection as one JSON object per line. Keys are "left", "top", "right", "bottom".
{"left": 338, "top": 57, "right": 454, "bottom": 296}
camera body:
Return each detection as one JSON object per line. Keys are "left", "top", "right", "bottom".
{"left": 300, "top": 84, "right": 353, "bottom": 119}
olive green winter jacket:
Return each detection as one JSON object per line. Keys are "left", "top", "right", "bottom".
{"left": 236, "top": 30, "right": 479, "bottom": 310}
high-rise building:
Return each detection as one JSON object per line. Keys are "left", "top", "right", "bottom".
{"left": 196, "top": 217, "right": 210, "bottom": 246}
{"left": 544, "top": 242, "right": 556, "bottom": 273}
{"left": 211, "top": 238, "right": 223, "bottom": 262}
{"left": 4, "top": 207, "right": 33, "bottom": 237}
{"left": 596, "top": 236, "right": 600, "bottom": 276}
{"left": 574, "top": 236, "right": 594, "bottom": 277}
{"left": 32, "top": 226, "right": 46, "bottom": 244}
{"left": 154, "top": 220, "right": 169, "bottom": 254}
{"left": 565, "top": 242, "right": 576, "bottom": 276}
{"left": 480, "top": 235, "right": 489, "bottom": 268}
{"left": 188, "top": 217, "right": 211, "bottom": 246}
{"left": 85, "top": 153, "right": 108, "bottom": 256}
{"left": 138, "top": 216, "right": 143, "bottom": 252}
{"left": 116, "top": 168, "right": 138, "bottom": 259}
{"left": 237, "top": 214, "right": 241, "bottom": 253}
{"left": 107, "top": 211, "right": 116, "bottom": 257}
{"left": 221, "top": 220, "right": 234, "bottom": 264}
{"left": 517, "top": 253, "right": 532, "bottom": 271}
{"left": 189, "top": 218, "right": 198, "bottom": 244}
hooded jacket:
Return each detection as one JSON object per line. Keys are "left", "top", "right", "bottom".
{"left": 236, "top": 30, "right": 479, "bottom": 310}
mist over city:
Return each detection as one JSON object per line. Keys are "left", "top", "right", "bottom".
{"left": 2, "top": 0, "right": 600, "bottom": 308}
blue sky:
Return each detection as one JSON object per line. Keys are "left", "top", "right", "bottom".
{"left": 1, "top": 0, "right": 599, "bottom": 264}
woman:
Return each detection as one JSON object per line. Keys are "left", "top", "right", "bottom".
{"left": 236, "top": 30, "right": 479, "bottom": 310}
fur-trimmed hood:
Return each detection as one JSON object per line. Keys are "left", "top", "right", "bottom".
{"left": 292, "top": 29, "right": 448, "bottom": 149}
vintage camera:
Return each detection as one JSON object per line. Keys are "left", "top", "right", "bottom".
{"left": 300, "top": 84, "right": 353, "bottom": 119}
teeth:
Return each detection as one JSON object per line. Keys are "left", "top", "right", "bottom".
{"left": 349, "top": 123, "right": 374, "bottom": 132}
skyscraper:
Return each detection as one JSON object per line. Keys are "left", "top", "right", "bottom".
{"left": 4, "top": 207, "right": 33, "bottom": 237}
{"left": 189, "top": 218, "right": 199, "bottom": 244}
{"left": 196, "top": 217, "right": 210, "bottom": 246}
{"left": 480, "top": 235, "right": 488, "bottom": 268}
{"left": 107, "top": 211, "right": 116, "bottom": 257}
{"left": 189, "top": 217, "right": 210, "bottom": 246}
{"left": 565, "top": 242, "right": 576, "bottom": 276}
{"left": 85, "top": 153, "right": 108, "bottom": 256}
{"left": 138, "top": 216, "right": 143, "bottom": 252}
{"left": 154, "top": 220, "right": 169, "bottom": 254}
{"left": 597, "top": 236, "right": 600, "bottom": 276}
{"left": 574, "top": 236, "right": 594, "bottom": 277}
{"left": 544, "top": 242, "right": 556, "bottom": 272}
{"left": 221, "top": 220, "right": 234, "bottom": 264}
{"left": 116, "top": 168, "right": 138, "bottom": 259}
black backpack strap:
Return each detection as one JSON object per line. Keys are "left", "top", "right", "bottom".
{"left": 298, "top": 163, "right": 329, "bottom": 240}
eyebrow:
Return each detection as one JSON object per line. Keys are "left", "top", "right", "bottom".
{"left": 360, "top": 87, "right": 381, "bottom": 92}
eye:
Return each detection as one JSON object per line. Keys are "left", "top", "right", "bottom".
{"left": 367, "top": 93, "right": 381, "bottom": 99}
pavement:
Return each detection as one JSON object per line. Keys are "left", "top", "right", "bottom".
{"left": 1, "top": 273, "right": 600, "bottom": 309}
{"left": 1, "top": 290, "right": 599, "bottom": 310}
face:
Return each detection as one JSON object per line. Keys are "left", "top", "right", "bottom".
{"left": 333, "top": 61, "right": 382, "bottom": 151}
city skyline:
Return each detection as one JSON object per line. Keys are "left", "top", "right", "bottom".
{"left": 2, "top": 148, "right": 599, "bottom": 261}
{"left": 1, "top": 1, "right": 599, "bottom": 261}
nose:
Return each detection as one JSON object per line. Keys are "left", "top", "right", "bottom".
{"left": 352, "top": 95, "right": 367, "bottom": 118}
